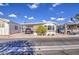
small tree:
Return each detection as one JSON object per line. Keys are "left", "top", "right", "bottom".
{"left": 36, "top": 25, "right": 47, "bottom": 35}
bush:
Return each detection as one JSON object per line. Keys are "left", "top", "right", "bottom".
{"left": 36, "top": 25, "right": 47, "bottom": 35}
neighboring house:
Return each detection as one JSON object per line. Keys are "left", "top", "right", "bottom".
{"left": 57, "top": 20, "right": 79, "bottom": 34}
{"left": 0, "top": 18, "right": 21, "bottom": 35}
{"left": 21, "top": 21, "right": 57, "bottom": 35}
{"left": 66, "top": 21, "right": 79, "bottom": 34}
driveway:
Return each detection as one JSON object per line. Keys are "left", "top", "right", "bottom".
{"left": 0, "top": 32, "right": 79, "bottom": 40}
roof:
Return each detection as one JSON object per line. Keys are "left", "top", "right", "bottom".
{"left": 21, "top": 21, "right": 57, "bottom": 25}
{"left": 0, "top": 18, "right": 19, "bottom": 24}
{"left": 66, "top": 19, "right": 79, "bottom": 25}
{"left": 21, "top": 22, "right": 45, "bottom": 25}
{"left": 0, "top": 18, "right": 10, "bottom": 22}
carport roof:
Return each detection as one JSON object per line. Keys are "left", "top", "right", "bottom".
{"left": 66, "top": 19, "right": 79, "bottom": 25}
{"left": 21, "top": 21, "right": 57, "bottom": 26}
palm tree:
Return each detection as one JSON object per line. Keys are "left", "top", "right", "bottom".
{"left": 75, "top": 14, "right": 79, "bottom": 20}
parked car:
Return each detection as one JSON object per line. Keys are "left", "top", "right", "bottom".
{"left": 71, "top": 30, "right": 79, "bottom": 34}
{"left": 57, "top": 28, "right": 64, "bottom": 34}
{"left": 25, "top": 28, "right": 33, "bottom": 34}
{"left": 67, "top": 29, "right": 79, "bottom": 35}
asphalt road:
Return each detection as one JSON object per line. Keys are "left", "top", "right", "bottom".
{"left": 1, "top": 37, "right": 79, "bottom": 55}
{"left": 34, "top": 49, "right": 79, "bottom": 55}
{"left": 29, "top": 39, "right": 79, "bottom": 55}
{"left": 30, "top": 39, "right": 79, "bottom": 46}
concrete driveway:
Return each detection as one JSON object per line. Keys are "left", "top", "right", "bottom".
{"left": 0, "top": 32, "right": 79, "bottom": 39}
{"left": 0, "top": 32, "right": 79, "bottom": 42}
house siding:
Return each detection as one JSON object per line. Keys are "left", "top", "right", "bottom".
{"left": 0, "top": 20, "right": 9, "bottom": 35}
{"left": 0, "top": 19, "right": 21, "bottom": 35}
{"left": 9, "top": 22, "right": 21, "bottom": 34}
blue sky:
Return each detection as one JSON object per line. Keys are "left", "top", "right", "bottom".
{"left": 0, "top": 3, "right": 79, "bottom": 24}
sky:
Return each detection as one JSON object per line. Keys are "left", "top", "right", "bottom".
{"left": 0, "top": 3, "right": 79, "bottom": 24}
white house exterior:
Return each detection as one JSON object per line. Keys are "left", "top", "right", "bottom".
{"left": 0, "top": 18, "right": 21, "bottom": 35}
{"left": 43, "top": 21, "right": 57, "bottom": 35}
{"left": 21, "top": 21, "right": 57, "bottom": 36}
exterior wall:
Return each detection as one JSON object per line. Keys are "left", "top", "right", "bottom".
{"left": 43, "top": 22, "right": 57, "bottom": 35}
{"left": 43, "top": 23, "right": 57, "bottom": 32}
{"left": 53, "top": 24, "right": 57, "bottom": 32}
{"left": 21, "top": 22, "right": 57, "bottom": 34}
{"left": 0, "top": 19, "right": 21, "bottom": 35}
{"left": 9, "top": 22, "right": 21, "bottom": 34}
{"left": 33, "top": 24, "right": 42, "bottom": 31}
{"left": 0, "top": 20, "right": 9, "bottom": 35}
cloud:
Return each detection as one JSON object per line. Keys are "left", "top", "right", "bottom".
{"left": 42, "top": 20, "right": 54, "bottom": 23}
{"left": 56, "top": 11, "right": 64, "bottom": 15}
{"left": 57, "top": 17, "right": 65, "bottom": 21}
{"left": 8, "top": 14, "right": 17, "bottom": 18}
{"left": 0, "top": 12, "right": 4, "bottom": 15}
{"left": 27, "top": 3, "right": 39, "bottom": 9}
{"left": 50, "top": 17, "right": 56, "bottom": 20}
{"left": 52, "top": 3, "right": 61, "bottom": 7}
{"left": 42, "top": 20, "right": 47, "bottom": 22}
{"left": 60, "top": 11, "right": 64, "bottom": 13}
{"left": 0, "top": 3, "right": 4, "bottom": 6}
{"left": 0, "top": 3, "right": 9, "bottom": 6}
{"left": 24, "top": 16, "right": 27, "bottom": 18}
{"left": 49, "top": 8, "right": 53, "bottom": 11}
{"left": 28, "top": 16, "right": 34, "bottom": 20}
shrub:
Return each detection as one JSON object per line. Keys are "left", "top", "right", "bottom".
{"left": 36, "top": 25, "right": 47, "bottom": 35}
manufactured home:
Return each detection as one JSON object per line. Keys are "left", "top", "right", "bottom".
{"left": 66, "top": 22, "right": 79, "bottom": 34}
{"left": 57, "top": 21, "right": 79, "bottom": 34}
{"left": 0, "top": 18, "right": 21, "bottom": 35}
{"left": 21, "top": 21, "right": 57, "bottom": 35}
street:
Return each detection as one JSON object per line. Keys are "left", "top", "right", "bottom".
{"left": 34, "top": 49, "right": 79, "bottom": 55}
{"left": 0, "top": 37, "right": 79, "bottom": 55}
{"left": 30, "top": 39, "right": 79, "bottom": 55}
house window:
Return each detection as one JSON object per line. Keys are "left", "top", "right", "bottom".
{"left": 51, "top": 26, "right": 54, "bottom": 30}
{"left": 15, "top": 26, "right": 18, "bottom": 30}
{"left": 48, "top": 25, "right": 51, "bottom": 30}
{"left": 0, "top": 24, "right": 4, "bottom": 28}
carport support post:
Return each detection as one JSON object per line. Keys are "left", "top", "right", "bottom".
{"left": 64, "top": 24, "right": 67, "bottom": 34}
